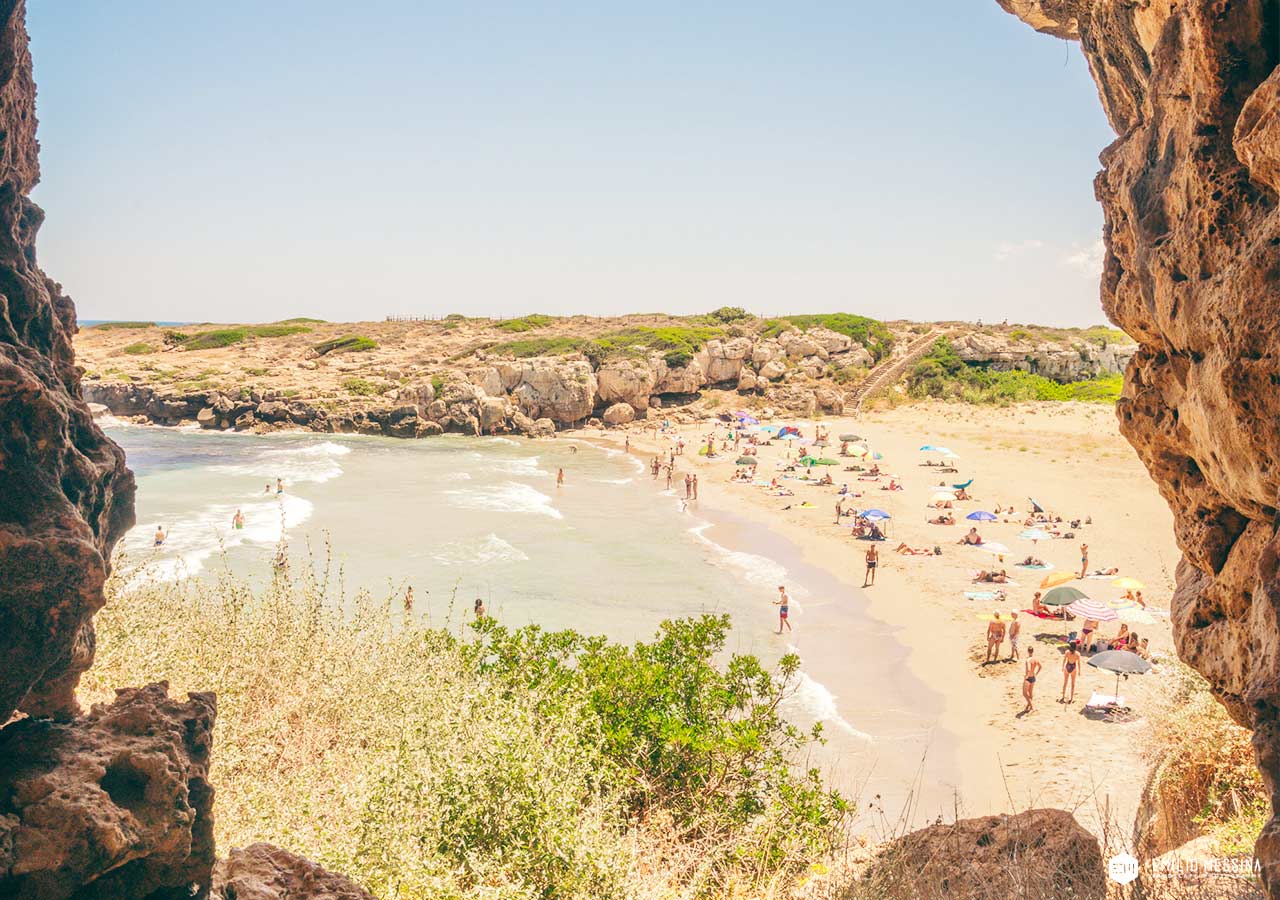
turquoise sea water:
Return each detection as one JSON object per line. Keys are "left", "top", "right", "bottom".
{"left": 106, "top": 423, "right": 953, "bottom": 817}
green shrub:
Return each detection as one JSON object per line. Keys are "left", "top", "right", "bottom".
{"left": 760, "top": 313, "right": 894, "bottom": 361}
{"left": 491, "top": 336, "right": 588, "bottom": 358}
{"left": 706, "top": 306, "right": 751, "bottom": 324}
{"left": 162, "top": 330, "right": 191, "bottom": 345}
{"left": 278, "top": 317, "right": 327, "bottom": 324}
{"left": 906, "top": 338, "right": 1124, "bottom": 404}
{"left": 1008, "top": 329, "right": 1031, "bottom": 341}
{"left": 85, "top": 561, "right": 849, "bottom": 899}
{"left": 91, "top": 320, "right": 155, "bottom": 330}
{"left": 180, "top": 329, "right": 248, "bottom": 350}
{"left": 248, "top": 324, "right": 312, "bottom": 338}
{"left": 122, "top": 342, "right": 156, "bottom": 355}
{"left": 342, "top": 377, "right": 386, "bottom": 396}
{"left": 494, "top": 314, "right": 555, "bottom": 333}
{"left": 314, "top": 335, "right": 378, "bottom": 356}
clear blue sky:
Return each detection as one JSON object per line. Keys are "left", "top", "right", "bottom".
{"left": 27, "top": 1, "right": 1113, "bottom": 325}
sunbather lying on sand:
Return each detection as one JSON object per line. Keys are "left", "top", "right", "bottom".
{"left": 928, "top": 513, "right": 955, "bottom": 525}
{"left": 1090, "top": 566, "right": 1120, "bottom": 576}
{"left": 895, "top": 542, "right": 936, "bottom": 556}
{"left": 974, "top": 569, "right": 1009, "bottom": 584}
{"left": 1020, "top": 556, "right": 1045, "bottom": 567}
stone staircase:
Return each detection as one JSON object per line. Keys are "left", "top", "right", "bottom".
{"left": 844, "top": 327, "right": 948, "bottom": 415}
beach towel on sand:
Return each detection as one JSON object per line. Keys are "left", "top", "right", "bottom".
{"left": 1016, "top": 563, "right": 1054, "bottom": 571}
{"left": 965, "top": 591, "right": 1002, "bottom": 601}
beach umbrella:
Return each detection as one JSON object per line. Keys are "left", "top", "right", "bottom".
{"left": 814, "top": 458, "right": 839, "bottom": 466}
{"left": 930, "top": 490, "right": 957, "bottom": 503}
{"left": 1066, "top": 598, "right": 1119, "bottom": 621}
{"left": 1042, "top": 585, "right": 1087, "bottom": 606}
{"left": 1117, "top": 607, "right": 1157, "bottom": 626}
{"left": 812, "top": 439, "right": 830, "bottom": 448}
{"left": 735, "top": 456, "right": 757, "bottom": 466}
{"left": 799, "top": 456, "right": 817, "bottom": 466}
{"left": 954, "top": 479, "right": 974, "bottom": 490}
{"left": 1087, "top": 649, "right": 1152, "bottom": 701}
{"left": 840, "top": 433, "right": 862, "bottom": 442}
{"left": 975, "top": 541, "right": 1010, "bottom": 555}
{"left": 1112, "top": 577, "right": 1145, "bottom": 591}
{"left": 1020, "top": 528, "right": 1053, "bottom": 543}
{"left": 758, "top": 424, "right": 779, "bottom": 433}
{"left": 735, "top": 413, "right": 759, "bottom": 425}
{"left": 966, "top": 510, "right": 997, "bottom": 521}
{"left": 862, "top": 509, "right": 891, "bottom": 520}
{"left": 919, "top": 444, "right": 938, "bottom": 451}
{"left": 1039, "top": 570, "right": 1077, "bottom": 589}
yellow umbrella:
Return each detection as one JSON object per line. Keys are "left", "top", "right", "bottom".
{"left": 1112, "top": 577, "right": 1145, "bottom": 590}
{"left": 1040, "top": 571, "right": 1077, "bottom": 590}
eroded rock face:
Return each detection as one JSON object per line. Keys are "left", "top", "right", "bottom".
{"left": 0, "top": 0, "right": 134, "bottom": 723}
{"left": 865, "top": 809, "right": 1104, "bottom": 899}
{"left": 0, "top": 683, "right": 216, "bottom": 900}
{"left": 997, "top": 0, "right": 1280, "bottom": 889}
{"left": 212, "top": 844, "right": 376, "bottom": 900}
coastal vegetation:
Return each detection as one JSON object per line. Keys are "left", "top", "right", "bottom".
{"left": 313, "top": 334, "right": 379, "bottom": 356}
{"left": 122, "top": 342, "right": 156, "bottom": 355}
{"left": 907, "top": 338, "right": 1124, "bottom": 404}
{"left": 492, "top": 325, "right": 725, "bottom": 369}
{"left": 341, "top": 377, "right": 388, "bottom": 396}
{"left": 760, "top": 314, "right": 894, "bottom": 361}
{"left": 84, "top": 558, "right": 849, "bottom": 899}
{"left": 90, "top": 320, "right": 155, "bottom": 330}
{"left": 494, "top": 314, "right": 556, "bottom": 333}
{"left": 167, "top": 325, "right": 314, "bottom": 351}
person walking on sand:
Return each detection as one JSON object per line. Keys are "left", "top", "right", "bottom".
{"left": 692, "top": 474, "right": 699, "bottom": 500}
{"left": 1060, "top": 641, "right": 1081, "bottom": 703}
{"left": 834, "top": 498, "right": 843, "bottom": 525}
{"left": 1007, "top": 612, "right": 1021, "bottom": 661}
{"left": 774, "top": 585, "right": 792, "bottom": 633}
{"left": 985, "top": 613, "right": 1004, "bottom": 663}
{"left": 1021, "top": 647, "right": 1042, "bottom": 714}
{"left": 557, "top": 468, "right": 565, "bottom": 488}
{"left": 624, "top": 434, "right": 630, "bottom": 452}
{"left": 665, "top": 466, "right": 673, "bottom": 490}
{"left": 1079, "top": 542, "right": 1089, "bottom": 578}
{"left": 863, "top": 544, "right": 879, "bottom": 587}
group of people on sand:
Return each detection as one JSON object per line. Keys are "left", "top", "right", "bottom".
{"left": 984, "top": 613, "right": 1080, "bottom": 713}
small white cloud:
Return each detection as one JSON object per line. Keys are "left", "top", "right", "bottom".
{"left": 1063, "top": 239, "right": 1105, "bottom": 277}
{"left": 994, "top": 239, "right": 1044, "bottom": 262}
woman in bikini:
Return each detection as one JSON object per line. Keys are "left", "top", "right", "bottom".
{"left": 1081, "top": 617, "right": 1099, "bottom": 652}
{"left": 1022, "top": 647, "right": 1042, "bottom": 714}
{"left": 1060, "top": 641, "right": 1081, "bottom": 703}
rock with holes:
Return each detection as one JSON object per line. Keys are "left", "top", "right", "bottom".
{"left": 596, "top": 359, "right": 656, "bottom": 410}
{"left": 0, "top": 682, "right": 216, "bottom": 900}
{"left": 0, "top": 0, "right": 135, "bottom": 724}
{"left": 864, "top": 809, "right": 1104, "bottom": 899}
{"left": 212, "top": 843, "right": 376, "bottom": 900}
{"left": 997, "top": 1, "right": 1280, "bottom": 889}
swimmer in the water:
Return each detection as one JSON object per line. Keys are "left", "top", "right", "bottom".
{"left": 276, "top": 478, "right": 284, "bottom": 495}
{"left": 153, "top": 526, "right": 166, "bottom": 547}
{"left": 232, "top": 509, "right": 245, "bottom": 530}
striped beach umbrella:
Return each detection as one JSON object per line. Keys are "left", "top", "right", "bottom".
{"left": 1065, "top": 598, "right": 1119, "bottom": 621}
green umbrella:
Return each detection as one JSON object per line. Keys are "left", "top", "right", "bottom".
{"left": 1042, "top": 586, "right": 1088, "bottom": 606}
{"left": 814, "top": 457, "right": 839, "bottom": 465}
{"left": 736, "top": 456, "right": 757, "bottom": 466}
{"left": 799, "top": 456, "right": 818, "bottom": 466}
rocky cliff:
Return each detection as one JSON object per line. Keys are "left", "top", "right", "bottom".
{"left": 75, "top": 319, "right": 1133, "bottom": 436}
{"left": 999, "top": 0, "right": 1280, "bottom": 892}
{"left": 0, "top": 2, "right": 367, "bottom": 896}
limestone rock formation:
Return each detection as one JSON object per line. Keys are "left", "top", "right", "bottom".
{"left": 509, "top": 359, "right": 596, "bottom": 425}
{"left": 0, "top": 0, "right": 135, "bottom": 723}
{"left": 212, "top": 844, "right": 375, "bottom": 900}
{"left": 0, "top": 683, "right": 216, "bottom": 900}
{"left": 596, "top": 358, "right": 656, "bottom": 411}
{"left": 864, "top": 808, "right": 1104, "bottom": 899}
{"left": 601, "top": 401, "right": 636, "bottom": 425}
{"left": 997, "top": 0, "right": 1280, "bottom": 890}
{"left": 950, "top": 331, "right": 1135, "bottom": 381}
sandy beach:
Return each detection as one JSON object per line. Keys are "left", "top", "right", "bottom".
{"left": 587, "top": 400, "right": 1180, "bottom": 840}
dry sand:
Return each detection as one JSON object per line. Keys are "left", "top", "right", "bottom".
{"left": 585, "top": 400, "right": 1179, "bottom": 840}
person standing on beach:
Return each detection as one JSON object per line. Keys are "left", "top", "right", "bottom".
{"left": 403, "top": 586, "right": 414, "bottom": 617}
{"left": 232, "top": 509, "right": 244, "bottom": 530}
{"left": 863, "top": 544, "right": 879, "bottom": 586}
{"left": 1007, "top": 612, "right": 1021, "bottom": 661}
{"left": 774, "top": 585, "right": 792, "bottom": 634}
{"left": 985, "top": 613, "right": 1004, "bottom": 663}
{"left": 1021, "top": 647, "right": 1042, "bottom": 714}
{"left": 665, "top": 466, "right": 673, "bottom": 490}
{"left": 277, "top": 477, "right": 284, "bottom": 495}
{"left": 692, "top": 474, "right": 699, "bottom": 500}
{"left": 1060, "top": 641, "right": 1081, "bottom": 703}
{"left": 1079, "top": 542, "right": 1089, "bottom": 578}
{"left": 474, "top": 597, "right": 486, "bottom": 619}
{"left": 625, "top": 434, "right": 630, "bottom": 452}
{"left": 153, "top": 525, "right": 167, "bottom": 547}
{"left": 557, "top": 468, "right": 565, "bottom": 488}
{"left": 685, "top": 473, "right": 693, "bottom": 499}
{"left": 834, "top": 498, "right": 843, "bottom": 525}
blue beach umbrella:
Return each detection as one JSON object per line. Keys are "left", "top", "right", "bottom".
{"left": 966, "top": 510, "right": 997, "bottom": 521}
{"left": 862, "top": 509, "right": 891, "bottom": 521}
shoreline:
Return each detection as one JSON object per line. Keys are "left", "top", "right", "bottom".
{"left": 578, "top": 400, "right": 1181, "bottom": 840}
